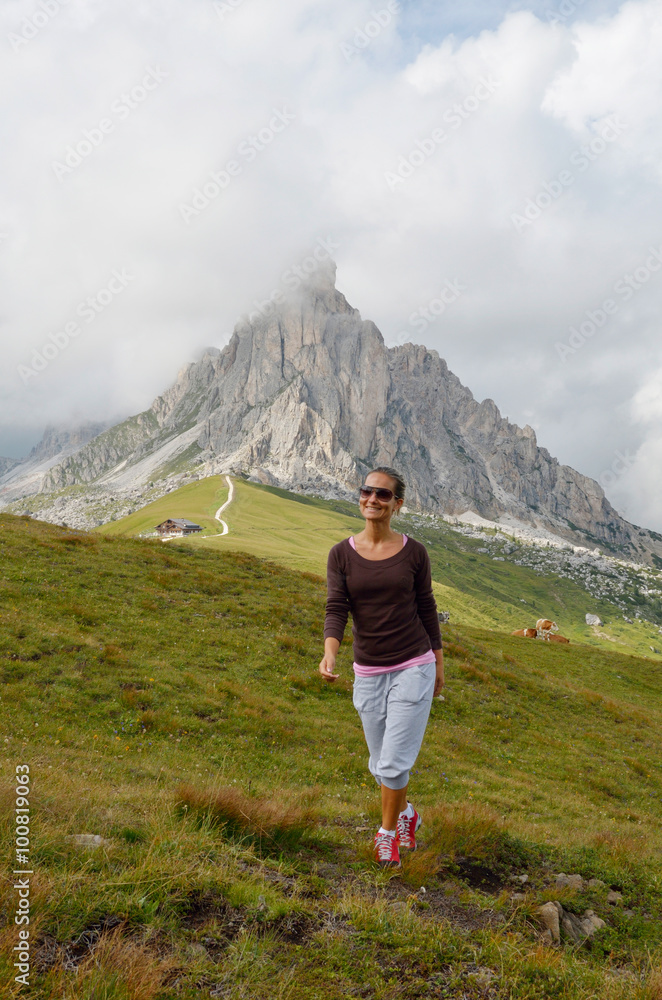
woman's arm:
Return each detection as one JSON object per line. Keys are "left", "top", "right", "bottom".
{"left": 413, "top": 545, "right": 444, "bottom": 695}
{"left": 319, "top": 636, "right": 340, "bottom": 682}
{"left": 433, "top": 645, "right": 444, "bottom": 696}
{"left": 321, "top": 547, "right": 349, "bottom": 682}
{"left": 414, "top": 546, "right": 443, "bottom": 649}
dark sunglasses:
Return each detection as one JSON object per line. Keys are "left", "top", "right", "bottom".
{"left": 359, "top": 485, "right": 395, "bottom": 501}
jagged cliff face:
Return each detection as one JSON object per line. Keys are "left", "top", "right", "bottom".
{"left": 6, "top": 263, "right": 660, "bottom": 562}
{"left": 27, "top": 422, "right": 109, "bottom": 463}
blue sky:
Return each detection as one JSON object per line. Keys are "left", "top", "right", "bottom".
{"left": 397, "top": 0, "right": 626, "bottom": 45}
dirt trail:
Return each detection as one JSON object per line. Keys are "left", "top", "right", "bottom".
{"left": 214, "top": 476, "right": 234, "bottom": 535}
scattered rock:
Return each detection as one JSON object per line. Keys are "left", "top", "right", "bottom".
{"left": 65, "top": 834, "right": 109, "bottom": 848}
{"left": 464, "top": 966, "right": 497, "bottom": 986}
{"left": 585, "top": 614, "right": 603, "bottom": 626}
{"left": 607, "top": 890, "right": 623, "bottom": 905}
{"left": 623, "top": 616, "right": 633, "bottom": 623}
{"left": 623, "top": 909, "right": 635, "bottom": 918}
{"left": 583, "top": 909, "right": 606, "bottom": 931}
{"left": 649, "top": 647, "right": 660, "bottom": 654}
{"left": 556, "top": 873, "right": 584, "bottom": 890}
{"left": 537, "top": 902, "right": 605, "bottom": 946}
{"left": 537, "top": 901, "right": 562, "bottom": 944}
{"left": 561, "top": 909, "right": 604, "bottom": 943}
{"left": 511, "top": 874, "right": 529, "bottom": 884}
{"left": 510, "top": 893, "right": 526, "bottom": 903}
{"left": 587, "top": 878, "right": 606, "bottom": 889}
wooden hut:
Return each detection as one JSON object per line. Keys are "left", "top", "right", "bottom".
{"left": 155, "top": 518, "right": 203, "bottom": 537}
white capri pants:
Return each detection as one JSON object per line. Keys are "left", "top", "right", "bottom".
{"left": 352, "top": 661, "right": 436, "bottom": 790}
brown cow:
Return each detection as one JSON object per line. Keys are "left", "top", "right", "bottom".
{"left": 511, "top": 628, "right": 538, "bottom": 638}
{"left": 536, "top": 618, "right": 558, "bottom": 632}
{"left": 545, "top": 633, "right": 570, "bottom": 644}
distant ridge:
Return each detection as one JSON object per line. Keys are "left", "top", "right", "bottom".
{"left": 2, "top": 261, "right": 661, "bottom": 565}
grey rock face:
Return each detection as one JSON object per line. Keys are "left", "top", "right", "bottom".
{"left": 27, "top": 422, "right": 110, "bottom": 463}
{"left": 8, "top": 265, "right": 662, "bottom": 564}
{"left": 0, "top": 456, "right": 20, "bottom": 477}
{"left": 585, "top": 614, "right": 604, "bottom": 626}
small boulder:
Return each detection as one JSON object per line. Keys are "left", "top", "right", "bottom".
{"left": 587, "top": 878, "right": 606, "bottom": 890}
{"left": 584, "top": 909, "right": 606, "bottom": 931}
{"left": 607, "top": 890, "right": 623, "bottom": 905}
{"left": 537, "top": 901, "right": 562, "bottom": 944}
{"left": 556, "top": 873, "right": 584, "bottom": 890}
{"left": 585, "top": 614, "right": 603, "bottom": 626}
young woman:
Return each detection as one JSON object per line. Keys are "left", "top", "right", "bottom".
{"left": 319, "top": 467, "right": 444, "bottom": 867}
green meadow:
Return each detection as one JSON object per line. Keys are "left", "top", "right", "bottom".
{"left": 102, "top": 476, "right": 662, "bottom": 659}
{"left": 1, "top": 505, "right": 662, "bottom": 998}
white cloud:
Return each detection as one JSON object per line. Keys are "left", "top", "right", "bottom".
{"left": 0, "top": 0, "right": 661, "bottom": 530}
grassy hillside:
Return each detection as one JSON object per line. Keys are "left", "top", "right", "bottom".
{"left": 2, "top": 514, "right": 662, "bottom": 998}
{"left": 99, "top": 476, "right": 230, "bottom": 539}
{"left": 101, "top": 476, "right": 662, "bottom": 660}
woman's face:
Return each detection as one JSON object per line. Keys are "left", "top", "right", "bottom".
{"left": 359, "top": 471, "right": 403, "bottom": 525}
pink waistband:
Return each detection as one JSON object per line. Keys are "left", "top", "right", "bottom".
{"left": 353, "top": 650, "right": 435, "bottom": 676}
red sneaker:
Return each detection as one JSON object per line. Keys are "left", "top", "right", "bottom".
{"left": 374, "top": 832, "right": 401, "bottom": 868}
{"left": 396, "top": 807, "right": 422, "bottom": 851}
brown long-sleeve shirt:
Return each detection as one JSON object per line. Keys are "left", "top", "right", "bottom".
{"left": 323, "top": 537, "right": 442, "bottom": 667}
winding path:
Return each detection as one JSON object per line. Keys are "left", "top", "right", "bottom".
{"left": 161, "top": 475, "right": 234, "bottom": 542}
{"left": 213, "top": 475, "right": 234, "bottom": 535}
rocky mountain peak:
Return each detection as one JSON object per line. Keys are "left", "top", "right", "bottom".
{"left": 3, "top": 264, "right": 661, "bottom": 565}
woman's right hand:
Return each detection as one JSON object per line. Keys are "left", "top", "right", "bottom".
{"left": 319, "top": 654, "right": 339, "bottom": 682}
